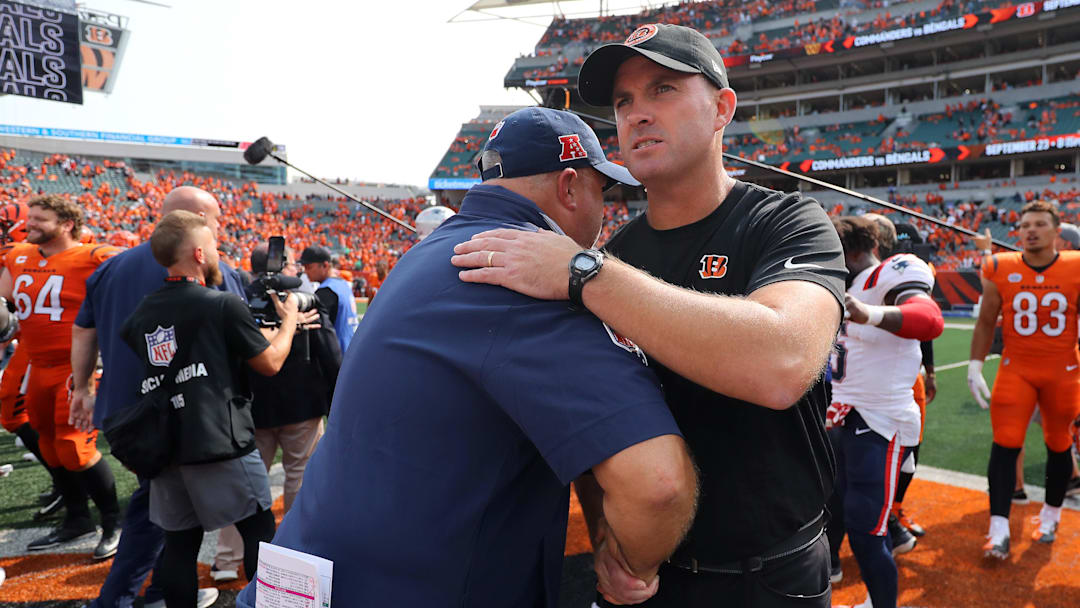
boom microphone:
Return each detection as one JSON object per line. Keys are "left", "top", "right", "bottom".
{"left": 244, "top": 136, "right": 416, "bottom": 233}
{"left": 244, "top": 136, "right": 275, "bottom": 165}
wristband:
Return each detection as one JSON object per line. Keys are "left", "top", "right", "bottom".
{"left": 866, "top": 306, "right": 885, "bottom": 326}
{"left": 969, "top": 359, "right": 984, "bottom": 374}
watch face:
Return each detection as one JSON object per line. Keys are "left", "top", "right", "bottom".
{"left": 573, "top": 253, "right": 597, "bottom": 272}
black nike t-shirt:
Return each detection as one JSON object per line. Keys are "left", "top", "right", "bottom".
{"left": 604, "top": 180, "right": 847, "bottom": 563}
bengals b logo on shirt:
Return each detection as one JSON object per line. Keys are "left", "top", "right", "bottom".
{"left": 699, "top": 254, "right": 728, "bottom": 279}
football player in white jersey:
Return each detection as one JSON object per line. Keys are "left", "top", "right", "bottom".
{"left": 827, "top": 216, "right": 944, "bottom": 608}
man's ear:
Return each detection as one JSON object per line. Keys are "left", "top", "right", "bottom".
{"left": 192, "top": 244, "right": 206, "bottom": 265}
{"left": 714, "top": 87, "right": 737, "bottom": 132}
{"left": 555, "top": 168, "right": 579, "bottom": 211}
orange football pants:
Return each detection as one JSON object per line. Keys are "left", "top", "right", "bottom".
{"left": 990, "top": 354, "right": 1080, "bottom": 452}
{"left": 0, "top": 344, "right": 29, "bottom": 432}
{"left": 913, "top": 374, "right": 926, "bottom": 444}
{"left": 26, "top": 360, "right": 99, "bottom": 470}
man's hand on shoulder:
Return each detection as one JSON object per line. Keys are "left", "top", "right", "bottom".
{"left": 451, "top": 229, "right": 580, "bottom": 300}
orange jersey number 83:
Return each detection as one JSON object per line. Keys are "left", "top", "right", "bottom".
{"left": 1009, "top": 290, "right": 1067, "bottom": 337}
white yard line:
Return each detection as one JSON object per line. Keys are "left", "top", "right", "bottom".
{"left": 917, "top": 464, "right": 1080, "bottom": 512}
{"left": 935, "top": 354, "right": 999, "bottom": 372}
{"left": 944, "top": 322, "right": 975, "bottom": 330}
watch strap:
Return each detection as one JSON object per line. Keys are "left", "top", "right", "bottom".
{"left": 568, "top": 250, "right": 603, "bottom": 309}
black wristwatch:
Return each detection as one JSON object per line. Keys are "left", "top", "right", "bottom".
{"left": 568, "top": 249, "right": 604, "bottom": 309}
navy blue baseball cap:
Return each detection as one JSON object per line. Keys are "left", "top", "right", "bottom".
{"left": 477, "top": 107, "right": 639, "bottom": 188}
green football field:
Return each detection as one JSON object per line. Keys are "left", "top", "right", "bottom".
{"left": 921, "top": 318, "right": 1050, "bottom": 483}
{"left": 0, "top": 320, "right": 1050, "bottom": 530}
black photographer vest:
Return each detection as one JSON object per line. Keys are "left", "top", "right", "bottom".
{"left": 121, "top": 280, "right": 270, "bottom": 465}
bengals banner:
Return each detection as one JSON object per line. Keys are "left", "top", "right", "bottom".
{"left": 0, "top": 0, "right": 82, "bottom": 104}
{"left": 80, "top": 20, "right": 128, "bottom": 94}
{"left": 934, "top": 271, "right": 982, "bottom": 310}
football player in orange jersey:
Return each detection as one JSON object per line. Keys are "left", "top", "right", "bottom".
{"left": 969, "top": 201, "right": 1080, "bottom": 559}
{"left": 0, "top": 201, "right": 71, "bottom": 521}
{"left": 0, "top": 195, "right": 122, "bottom": 557}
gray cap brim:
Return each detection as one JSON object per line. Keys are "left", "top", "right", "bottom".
{"left": 578, "top": 44, "right": 702, "bottom": 107}
{"left": 593, "top": 158, "right": 640, "bottom": 187}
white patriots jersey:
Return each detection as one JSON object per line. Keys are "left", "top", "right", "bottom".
{"left": 831, "top": 254, "right": 934, "bottom": 446}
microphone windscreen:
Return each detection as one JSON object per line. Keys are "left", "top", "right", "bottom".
{"left": 244, "top": 137, "right": 275, "bottom": 165}
{"left": 274, "top": 275, "right": 303, "bottom": 290}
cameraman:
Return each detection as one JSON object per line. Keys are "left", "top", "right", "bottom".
{"left": 121, "top": 211, "right": 308, "bottom": 608}
{"left": 247, "top": 243, "right": 340, "bottom": 508}
{"left": 299, "top": 246, "right": 358, "bottom": 353}
{"left": 214, "top": 242, "right": 343, "bottom": 576}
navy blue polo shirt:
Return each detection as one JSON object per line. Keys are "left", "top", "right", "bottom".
{"left": 236, "top": 184, "right": 680, "bottom": 608}
{"left": 75, "top": 242, "right": 247, "bottom": 428}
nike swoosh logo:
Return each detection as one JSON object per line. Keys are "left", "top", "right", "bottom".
{"left": 1068, "top": 365, "right": 1078, "bottom": 371}
{"left": 854, "top": 427, "right": 873, "bottom": 435}
{"left": 784, "top": 256, "right": 824, "bottom": 270}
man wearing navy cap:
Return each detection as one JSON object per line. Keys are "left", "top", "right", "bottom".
{"left": 453, "top": 23, "right": 846, "bottom": 608}
{"left": 235, "top": 107, "right": 697, "bottom": 608}
{"left": 299, "top": 245, "right": 358, "bottom": 353}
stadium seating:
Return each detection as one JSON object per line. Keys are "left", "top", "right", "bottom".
{"left": 724, "top": 93, "right": 1080, "bottom": 165}
{"left": 431, "top": 121, "right": 500, "bottom": 179}
{"left": 511, "top": 0, "right": 989, "bottom": 80}
{"left": 0, "top": 148, "right": 427, "bottom": 297}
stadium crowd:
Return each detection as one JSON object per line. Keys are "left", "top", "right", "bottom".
{"left": 0, "top": 149, "right": 426, "bottom": 298}
{"left": 524, "top": 0, "right": 994, "bottom": 72}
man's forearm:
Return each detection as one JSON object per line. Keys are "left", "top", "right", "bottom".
{"left": 601, "top": 451, "right": 697, "bottom": 578}
{"left": 573, "top": 474, "right": 606, "bottom": 547}
{"left": 71, "top": 325, "right": 99, "bottom": 393}
{"left": 264, "top": 322, "right": 297, "bottom": 372}
{"left": 582, "top": 258, "right": 839, "bottom": 409}
{"left": 970, "top": 320, "right": 994, "bottom": 362}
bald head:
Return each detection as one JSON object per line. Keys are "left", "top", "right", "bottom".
{"left": 162, "top": 186, "right": 222, "bottom": 236}
{"left": 862, "top": 212, "right": 897, "bottom": 255}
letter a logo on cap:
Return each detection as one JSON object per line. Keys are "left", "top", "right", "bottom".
{"left": 625, "top": 24, "right": 658, "bottom": 46}
{"left": 558, "top": 134, "right": 588, "bottom": 162}
{"left": 489, "top": 121, "right": 505, "bottom": 140}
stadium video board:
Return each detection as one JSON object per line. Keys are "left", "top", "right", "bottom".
{"left": 0, "top": 0, "right": 82, "bottom": 104}
{"left": 80, "top": 19, "right": 128, "bottom": 94}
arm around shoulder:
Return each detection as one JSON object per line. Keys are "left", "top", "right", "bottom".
{"left": 584, "top": 260, "right": 841, "bottom": 409}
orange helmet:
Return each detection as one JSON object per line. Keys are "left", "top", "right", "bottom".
{"left": 0, "top": 201, "right": 29, "bottom": 244}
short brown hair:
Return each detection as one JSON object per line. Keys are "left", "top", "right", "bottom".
{"left": 1020, "top": 200, "right": 1060, "bottom": 226}
{"left": 151, "top": 210, "right": 207, "bottom": 267}
{"left": 833, "top": 216, "right": 878, "bottom": 256}
{"left": 28, "top": 195, "right": 83, "bottom": 238}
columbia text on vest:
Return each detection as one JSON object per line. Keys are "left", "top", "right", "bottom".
{"left": 139, "top": 362, "right": 209, "bottom": 395}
